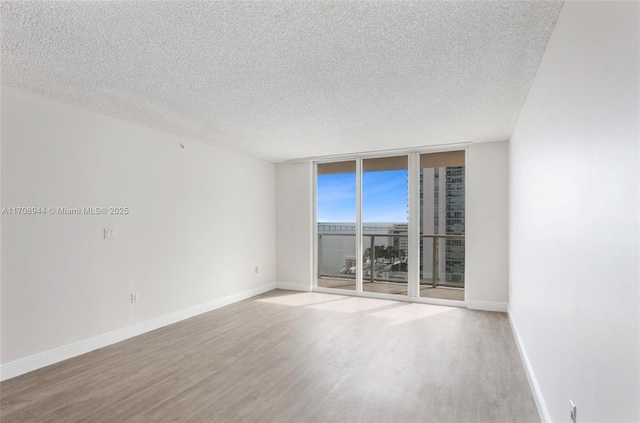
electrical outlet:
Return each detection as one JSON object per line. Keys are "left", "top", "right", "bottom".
{"left": 570, "top": 400, "right": 577, "bottom": 423}
{"left": 130, "top": 293, "right": 138, "bottom": 304}
{"left": 255, "top": 266, "right": 259, "bottom": 274}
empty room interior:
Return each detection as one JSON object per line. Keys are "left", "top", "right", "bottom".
{"left": 1, "top": 1, "right": 638, "bottom": 422}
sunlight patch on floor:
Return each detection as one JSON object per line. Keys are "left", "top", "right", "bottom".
{"left": 257, "top": 292, "right": 346, "bottom": 307}
{"left": 258, "top": 292, "right": 457, "bottom": 327}
{"left": 367, "top": 302, "right": 455, "bottom": 326}
{"left": 306, "top": 296, "right": 397, "bottom": 313}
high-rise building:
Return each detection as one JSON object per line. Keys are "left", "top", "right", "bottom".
{"left": 388, "top": 223, "right": 408, "bottom": 259}
{"left": 443, "top": 166, "right": 465, "bottom": 284}
{"left": 420, "top": 166, "right": 465, "bottom": 287}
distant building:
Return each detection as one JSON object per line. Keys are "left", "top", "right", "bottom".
{"left": 388, "top": 223, "right": 408, "bottom": 259}
{"left": 421, "top": 166, "right": 465, "bottom": 286}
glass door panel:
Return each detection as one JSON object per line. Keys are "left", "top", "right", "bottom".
{"left": 317, "top": 161, "right": 357, "bottom": 291}
{"left": 362, "top": 156, "right": 408, "bottom": 296}
{"left": 419, "top": 151, "right": 465, "bottom": 301}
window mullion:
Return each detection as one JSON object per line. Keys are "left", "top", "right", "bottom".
{"left": 355, "top": 158, "right": 363, "bottom": 293}
{"left": 408, "top": 153, "right": 420, "bottom": 297}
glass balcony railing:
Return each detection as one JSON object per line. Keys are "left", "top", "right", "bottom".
{"left": 317, "top": 233, "right": 465, "bottom": 292}
{"left": 316, "top": 233, "right": 357, "bottom": 291}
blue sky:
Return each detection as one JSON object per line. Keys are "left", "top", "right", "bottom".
{"left": 317, "top": 170, "right": 408, "bottom": 222}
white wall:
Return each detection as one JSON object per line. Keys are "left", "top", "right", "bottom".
{"left": 467, "top": 141, "right": 509, "bottom": 310}
{"left": 275, "top": 162, "right": 313, "bottom": 290}
{"left": 509, "top": 2, "right": 639, "bottom": 422}
{"left": 1, "top": 87, "right": 276, "bottom": 370}
{"left": 275, "top": 146, "right": 509, "bottom": 308}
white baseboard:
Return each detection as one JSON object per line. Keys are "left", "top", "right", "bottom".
{"left": 466, "top": 300, "right": 508, "bottom": 312}
{"left": 508, "top": 310, "right": 550, "bottom": 423}
{"left": 0, "top": 282, "right": 277, "bottom": 382}
{"left": 275, "top": 281, "right": 312, "bottom": 292}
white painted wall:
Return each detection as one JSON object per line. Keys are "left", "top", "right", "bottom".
{"left": 466, "top": 141, "right": 509, "bottom": 310}
{"left": 275, "top": 162, "right": 313, "bottom": 291}
{"left": 1, "top": 87, "right": 276, "bottom": 367}
{"left": 509, "top": 2, "right": 639, "bottom": 422}
{"left": 275, "top": 146, "right": 509, "bottom": 308}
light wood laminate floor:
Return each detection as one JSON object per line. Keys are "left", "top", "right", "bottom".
{"left": 1, "top": 290, "right": 538, "bottom": 423}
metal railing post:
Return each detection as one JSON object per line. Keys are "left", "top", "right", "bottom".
{"left": 317, "top": 234, "right": 322, "bottom": 279}
{"left": 432, "top": 236, "right": 437, "bottom": 288}
{"left": 370, "top": 235, "right": 375, "bottom": 284}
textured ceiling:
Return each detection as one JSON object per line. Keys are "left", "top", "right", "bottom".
{"left": 1, "top": 1, "right": 563, "bottom": 162}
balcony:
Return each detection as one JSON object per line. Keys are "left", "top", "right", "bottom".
{"left": 317, "top": 232, "right": 465, "bottom": 301}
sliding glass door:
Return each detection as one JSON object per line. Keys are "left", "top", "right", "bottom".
{"left": 316, "top": 161, "right": 357, "bottom": 291}
{"left": 362, "top": 156, "right": 408, "bottom": 296}
{"left": 316, "top": 151, "right": 465, "bottom": 302}
{"left": 418, "top": 152, "right": 465, "bottom": 301}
